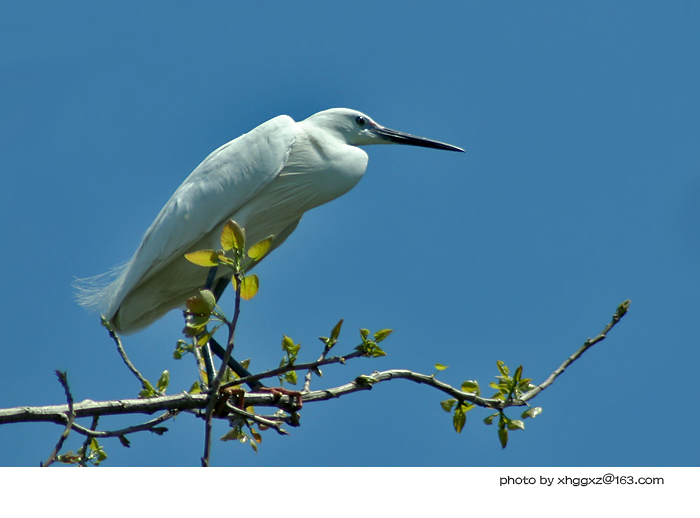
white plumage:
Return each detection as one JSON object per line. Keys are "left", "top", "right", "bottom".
{"left": 76, "top": 108, "right": 463, "bottom": 334}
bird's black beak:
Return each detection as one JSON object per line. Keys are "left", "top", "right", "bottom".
{"left": 371, "top": 125, "right": 464, "bottom": 152}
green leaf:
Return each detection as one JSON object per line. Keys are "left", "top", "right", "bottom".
{"left": 282, "top": 335, "right": 295, "bottom": 352}
{"left": 461, "top": 403, "right": 475, "bottom": 413}
{"left": 187, "top": 314, "right": 210, "bottom": 328}
{"left": 496, "top": 360, "right": 509, "bottom": 376}
{"left": 184, "top": 249, "right": 219, "bottom": 267}
{"left": 453, "top": 407, "right": 466, "bottom": 433}
{"left": 221, "top": 220, "right": 245, "bottom": 252}
{"left": 96, "top": 448, "right": 108, "bottom": 464}
{"left": 513, "top": 365, "right": 523, "bottom": 383}
{"left": 182, "top": 323, "right": 206, "bottom": 337}
{"left": 461, "top": 380, "right": 480, "bottom": 394}
{"left": 498, "top": 429, "right": 509, "bottom": 449}
{"left": 240, "top": 274, "right": 259, "bottom": 300}
{"left": 373, "top": 329, "right": 394, "bottom": 342}
{"left": 138, "top": 381, "right": 156, "bottom": 398}
{"left": 507, "top": 419, "right": 525, "bottom": 431}
{"left": 484, "top": 413, "right": 498, "bottom": 425}
{"left": 156, "top": 370, "right": 170, "bottom": 393}
{"left": 57, "top": 452, "right": 81, "bottom": 465}
{"left": 220, "top": 429, "right": 243, "bottom": 442}
{"left": 360, "top": 328, "right": 370, "bottom": 340}
{"left": 185, "top": 289, "right": 216, "bottom": 315}
{"left": 434, "top": 363, "right": 449, "bottom": 371}
{"left": 284, "top": 371, "right": 298, "bottom": 385}
{"left": 522, "top": 407, "right": 542, "bottom": 419}
{"left": 370, "top": 345, "right": 386, "bottom": 357}
{"left": 440, "top": 399, "right": 457, "bottom": 412}
{"left": 217, "top": 253, "right": 236, "bottom": 266}
{"left": 196, "top": 330, "right": 215, "bottom": 346}
{"left": 189, "top": 381, "right": 201, "bottom": 394}
{"left": 248, "top": 236, "right": 273, "bottom": 260}
{"left": 330, "top": 319, "right": 343, "bottom": 342}
{"left": 616, "top": 299, "right": 631, "bottom": 317}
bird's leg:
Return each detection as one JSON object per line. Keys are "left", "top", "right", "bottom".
{"left": 201, "top": 340, "right": 216, "bottom": 388}
{"left": 254, "top": 386, "right": 303, "bottom": 411}
{"left": 211, "top": 273, "right": 228, "bottom": 300}
{"left": 204, "top": 266, "right": 218, "bottom": 290}
{"left": 206, "top": 277, "right": 301, "bottom": 408}
{"left": 209, "top": 336, "right": 302, "bottom": 408}
{"left": 208, "top": 336, "right": 263, "bottom": 390}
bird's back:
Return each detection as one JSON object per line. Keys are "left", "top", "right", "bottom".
{"left": 77, "top": 114, "right": 301, "bottom": 333}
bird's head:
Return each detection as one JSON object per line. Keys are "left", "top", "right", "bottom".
{"left": 302, "top": 108, "right": 464, "bottom": 152}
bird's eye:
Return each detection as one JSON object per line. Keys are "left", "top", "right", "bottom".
{"left": 356, "top": 116, "right": 366, "bottom": 126}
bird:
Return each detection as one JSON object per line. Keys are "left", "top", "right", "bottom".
{"left": 77, "top": 108, "right": 464, "bottom": 334}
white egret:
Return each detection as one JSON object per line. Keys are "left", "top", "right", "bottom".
{"left": 77, "top": 108, "right": 463, "bottom": 334}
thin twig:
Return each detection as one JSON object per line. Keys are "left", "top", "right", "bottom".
{"left": 68, "top": 411, "right": 177, "bottom": 439}
{"left": 78, "top": 415, "right": 99, "bottom": 466}
{"left": 301, "top": 369, "right": 503, "bottom": 408}
{"left": 202, "top": 278, "right": 242, "bottom": 467}
{"left": 42, "top": 371, "right": 75, "bottom": 467}
{"left": 303, "top": 342, "right": 334, "bottom": 393}
{"left": 222, "top": 350, "right": 364, "bottom": 390}
{"left": 223, "top": 403, "right": 289, "bottom": 435}
{"left": 520, "top": 300, "right": 630, "bottom": 402}
{"left": 103, "top": 317, "right": 155, "bottom": 394}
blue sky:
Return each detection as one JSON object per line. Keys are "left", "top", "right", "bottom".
{"left": 1, "top": 1, "right": 699, "bottom": 467}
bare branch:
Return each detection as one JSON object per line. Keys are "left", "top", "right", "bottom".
{"left": 300, "top": 370, "right": 503, "bottom": 407}
{"left": 42, "top": 371, "right": 75, "bottom": 467}
{"left": 0, "top": 393, "right": 207, "bottom": 425}
{"left": 69, "top": 411, "right": 177, "bottom": 439}
{"left": 103, "top": 318, "right": 155, "bottom": 395}
{"left": 519, "top": 299, "right": 630, "bottom": 403}
{"left": 222, "top": 350, "right": 364, "bottom": 390}
{"left": 303, "top": 338, "right": 335, "bottom": 392}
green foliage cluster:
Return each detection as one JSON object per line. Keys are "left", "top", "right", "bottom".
{"left": 279, "top": 335, "right": 300, "bottom": 385}
{"left": 440, "top": 361, "right": 542, "bottom": 448}
{"left": 220, "top": 417, "right": 263, "bottom": 453}
{"left": 356, "top": 328, "right": 392, "bottom": 357}
{"left": 57, "top": 438, "right": 108, "bottom": 467}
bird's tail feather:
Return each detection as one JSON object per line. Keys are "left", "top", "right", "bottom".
{"left": 73, "top": 262, "right": 129, "bottom": 319}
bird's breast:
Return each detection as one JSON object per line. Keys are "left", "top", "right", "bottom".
{"left": 279, "top": 132, "right": 369, "bottom": 209}
{"left": 225, "top": 136, "right": 368, "bottom": 249}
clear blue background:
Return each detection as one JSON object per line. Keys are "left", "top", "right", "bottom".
{"left": 1, "top": 1, "right": 698, "bottom": 467}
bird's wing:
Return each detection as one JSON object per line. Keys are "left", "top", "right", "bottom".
{"left": 105, "top": 114, "right": 300, "bottom": 318}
